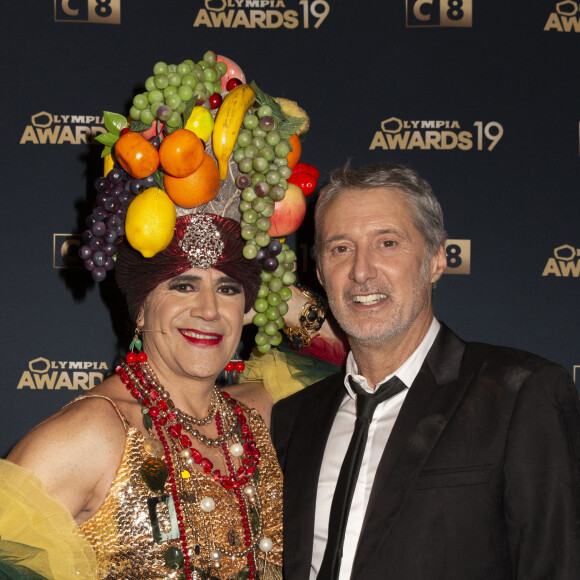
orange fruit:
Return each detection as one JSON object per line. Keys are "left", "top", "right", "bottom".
{"left": 114, "top": 132, "right": 160, "bottom": 179}
{"left": 287, "top": 133, "right": 302, "bottom": 169}
{"left": 163, "top": 153, "right": 221, "bottom": 208}
{"left": 159, "top": 128, "right": 205, "bottom": 178}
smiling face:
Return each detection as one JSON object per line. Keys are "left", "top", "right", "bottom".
{"left": 317, "top": 187, "right": 447, "bottom": 351}
{"left": 137, "top": 268, "right": 245, "bottom": 385}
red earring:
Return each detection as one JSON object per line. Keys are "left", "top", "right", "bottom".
{"left": 225, "top": 357, "right": 245, "bottom": 373}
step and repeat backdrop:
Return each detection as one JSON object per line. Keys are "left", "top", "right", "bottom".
{"left": 1, "top": 0, "right": 579, "bottom": 456}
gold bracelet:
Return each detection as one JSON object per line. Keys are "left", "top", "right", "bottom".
{"left": 283, "top": 284, "right": 327, "bottom": 349}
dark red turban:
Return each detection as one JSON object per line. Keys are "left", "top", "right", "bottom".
{"left": 115, "top": 214, "right": 261, "bottom": 322}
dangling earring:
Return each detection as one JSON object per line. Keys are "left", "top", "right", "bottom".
{"left": 225, "top": 355, "right": 245, "bottom": 373}
{"left": 130, "top": 325, "right": 143, "bottom": 352}
{"left": 126, "top": 326, "right": 147, "bottom": 364}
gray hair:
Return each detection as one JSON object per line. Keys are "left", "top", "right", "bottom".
{"left": 312, "top": 161, "right": 447, "bottom": 264}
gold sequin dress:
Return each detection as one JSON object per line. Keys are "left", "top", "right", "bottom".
{"left": 77, "top": 395, "right": 283, "bottom": 579}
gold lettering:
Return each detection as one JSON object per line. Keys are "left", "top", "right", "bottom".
{"left": 369, "top": 131, "right": 388, "bottom": 150}
{"left": 544, "top": 13, "right": 563, "bottom": 31}
{"left": 193, "top": 9, "right": 213, "bottom": 26}
{"left": 542, "top": 257, "right": 561, "bottom": 276}
{"left": 20, "top": 126, "right": 39, "bottom": 145}
{"left": 54, "top": 373, "right": 74, "bottom": 390}
{"left": 17, "top": 372, "right": 36, "bottom": 390}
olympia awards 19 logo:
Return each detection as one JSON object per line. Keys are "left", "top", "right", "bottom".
{"left": 17, "top": 358, "right": 109, "bottom": 390}
{"left": 542, "top": 244, "right": 580, "bottom": 277}
{"left": 20, "top": 112, "right": 105, "bottom": 146}
{"left": 54, "top": 0, "right": 121, "bottom": 24}
{"left": 193, "top": 0, "right": 330, "bottom": 29}
{"left": 370, "top": 117, "right": 504, "bottom": 152}
{"left": 406, "top": 0, "right": 472, "bottom": 28}
{"left": 544, "top": 1, "right": 580, "bottom": 32}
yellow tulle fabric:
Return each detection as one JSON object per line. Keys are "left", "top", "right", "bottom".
{"left": 0, "top": 459, "right": 97, "bottom": 579}
{"left": 238, "top": 343, "right": 340, "bottom": 403}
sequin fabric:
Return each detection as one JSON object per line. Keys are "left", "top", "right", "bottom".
{"left": 78, "top": 406, "right": 282, "bottom": 579}
{"left": 178, "top": 214, "right": 225, "bottom": 270}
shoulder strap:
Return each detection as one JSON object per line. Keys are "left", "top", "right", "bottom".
{"left": 64, "top": 394, "right": 131, "bottom": 431}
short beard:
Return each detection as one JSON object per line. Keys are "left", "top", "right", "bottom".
{"left": 321, "top": 253, "right": 433, "bottom": 347}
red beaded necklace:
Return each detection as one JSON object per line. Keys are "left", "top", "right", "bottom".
{"left": 116, "top": 351, "right": 261, "bottom": 579}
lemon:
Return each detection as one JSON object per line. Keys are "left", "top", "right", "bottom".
{"left": 125, "top": 187, "right": 176, "bottom": 258}
{"left": 184, "top": 106, "right": 214, "bottom": 142}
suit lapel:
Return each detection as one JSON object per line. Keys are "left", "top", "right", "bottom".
{"left": 354, "top": 324, "right": 472, "bottom": 571}
{"left": 283, "top": 372, "right": 346, "bottom": 579}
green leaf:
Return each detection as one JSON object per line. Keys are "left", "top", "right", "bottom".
{"left": 96, "top": 132, "right": 119, "bottom": 148}
{"left": 153, "top": 170, "right": 165, "bottom": 189}
{"left": 182, "top": 98, "right": 196, "bottom": 125}
{"left": 239, "top": 566, "right": 251, "bottom": 580}
{"left": 250, "top": 81, "right": 304, "bottom": 141}
{"left": 130, "top": 119, "right": 152, "bottom": 133}
{"left": 103, "top": 111, "right": 128, "bottom": 134}
{"left": 101, "top": 146, "right": 111, "bottom": 159}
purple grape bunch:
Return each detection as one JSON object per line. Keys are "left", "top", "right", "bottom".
{"left": 256, "top": 239, "right": 283, "bottom": 272}
{"left": 79, "top": 165, "right": 152, "bottom": 281}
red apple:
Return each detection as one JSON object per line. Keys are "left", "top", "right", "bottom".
{"left": 268, "top": 183, "right": 307, "bottom": 237}
{"left": 217, "top": 54, "right": 246, "bottom": 92}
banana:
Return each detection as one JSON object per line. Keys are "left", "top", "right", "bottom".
{"left": 212, "top": 84, "right": 255, "bottom": 180}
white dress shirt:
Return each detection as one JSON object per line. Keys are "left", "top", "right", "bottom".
{"left": 310, "top": 318, "right": 440, "bottom": 579}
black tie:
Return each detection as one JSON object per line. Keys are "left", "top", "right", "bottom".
{"left": 317, "top": 375, "right": 406, "bottom": 580}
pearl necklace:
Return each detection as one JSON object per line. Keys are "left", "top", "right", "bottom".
{"left": 116, "top": 351, "right": 269, "bottom": 579}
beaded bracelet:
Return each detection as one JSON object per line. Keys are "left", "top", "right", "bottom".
{"left": 283, "top": 284, "right": 327, "bottom": 349}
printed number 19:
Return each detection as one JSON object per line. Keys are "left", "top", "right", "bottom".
{"left": 474, "top": 121, "right": 503, "bottom": 151}
{"left": 299, "top": 0, "right": 330, "bottom": 28}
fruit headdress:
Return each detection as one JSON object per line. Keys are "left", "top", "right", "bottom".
{"left": 81, "top": 51, "right": 319, "bottom": 352}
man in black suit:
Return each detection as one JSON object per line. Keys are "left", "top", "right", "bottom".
{"left": 272, "top": 162, "right": 580, "bottom": 579}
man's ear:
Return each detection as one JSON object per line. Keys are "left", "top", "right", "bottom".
{"left": 316, "top": 266, "right": 325, "bottom": 289}
{"left": 430, "top": 245, "right": 447, "bottom": 284}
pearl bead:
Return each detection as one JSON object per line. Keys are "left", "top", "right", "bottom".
{"left": 259, "top": 537, "right": 273, "bottom": 553}
{"left": 230, "top": 442, "right": 244, "bottom": 457}
{"left": 243, "top": 484, "right": 256, "bottom": 498}
{"left": 210, "top": 549, "right": 221, "bottom": 561}
{"left": 180, "top": 448, "right": 192, "bottom": 459}
{"left": 199, "top": 497, "right": 216, "bottom": 512}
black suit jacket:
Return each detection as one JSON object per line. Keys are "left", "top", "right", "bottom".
{"left": 271, "top": 324, "right": 580, "bottom": 579}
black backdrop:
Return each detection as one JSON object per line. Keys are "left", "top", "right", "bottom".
{"left": 1, "top": 0, "right": 579, "bottom": 457}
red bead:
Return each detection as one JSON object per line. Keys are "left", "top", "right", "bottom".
{"left": 222, "top": 392, "right": 230, "bottom": 400}
{"left": 125, "top": 352, "right": 136, "bottom": 363}
{"left": 157, "top": 416, "right": 167, "bottom": 426}
{"left": 180, "top": 435, "right": 192, "bottom": 448}
{"left": 158, "top": 400, "right": 168, "bottom": 411}
{"left": 130, "top": 388, "right": 141, "bottom": 399}
{"left": 191, "top": 449, "right": 202, "bottom": 463}
{"left": 225, "top": 362, "right": 235, "bottom": 372}
{"left": 234, "top": 361, "right": 245, "bottom": 372}
{"left": 149, "top": 390, "right": 158, "bottom": 399}
{"left": 168, "top": 425, "right": 182, "bottom": 438}
{"left": 201, "top": 458, "right": 213, "bottom": 473}
{"left": 167, "top": 412, "right": 176, "bottom": 421}
{"left": 136, "top": 352, "right": 147, "bottom": 363}
{"left": 149, "top": 407, "right": 160, "bottom": 418}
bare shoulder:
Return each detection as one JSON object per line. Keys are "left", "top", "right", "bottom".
{"left": 7, "top": 376, "right": 129, "bottom": 520}
{"left": 225, "top": 382, "right": 274, "bottom": 428}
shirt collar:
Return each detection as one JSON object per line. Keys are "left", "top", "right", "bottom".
{"left": 344, "top": 318, "right": 441, "bottom": 398}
